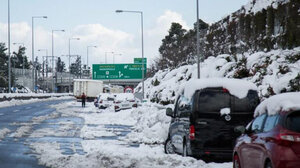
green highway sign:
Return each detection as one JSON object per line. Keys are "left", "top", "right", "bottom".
{"left": 134, "top": 58, "right": 147, "bottom": 64}
{"left": 92, "top": 64, "right": 147, "bottom": 80}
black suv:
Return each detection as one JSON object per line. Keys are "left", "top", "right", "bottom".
{"left": 164, "top": 87, "right": 259, "bottom": 160}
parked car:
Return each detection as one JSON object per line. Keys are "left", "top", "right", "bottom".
{"left": 114, "top": 93, "right": 138, "bottom": 112}
{"left": 164, "top": 78, "right": 259, "bottom": 160}
{"left": 233, "top": 92, "right": 300, "bottom": 168}
{"left": 97, "top": 93, "right": 115, "bottom": 109}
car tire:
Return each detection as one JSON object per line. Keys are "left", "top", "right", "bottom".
{"left": 233, "top": 154, "right": 241, "bottom": 168}
{"left": 164, "top": 138, "right": 175, "bottom": 154}
{"left": 182, "top": 142, "right": 187, "bottom": 157}
{"left": 265, "top": 161, "right": 272, "bottom": 168}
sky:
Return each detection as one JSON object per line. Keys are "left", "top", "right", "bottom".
{"left": 0, "top": 0, "right": 248, "bottom": 68}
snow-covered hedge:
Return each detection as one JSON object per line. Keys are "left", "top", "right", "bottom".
{"left": 136, "top": 47, "right": 300, "bottom": 104}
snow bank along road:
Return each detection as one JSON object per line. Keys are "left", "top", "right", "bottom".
{"left": 0, "top": 99, "right": 232, "bottom": 168}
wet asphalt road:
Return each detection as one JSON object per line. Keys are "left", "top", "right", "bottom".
{"left": 0, "top": 99, "right": 73, "bottom": 168}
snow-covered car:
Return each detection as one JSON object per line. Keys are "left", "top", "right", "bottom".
{"left": 114, "top": 93, "right": 138, "bottom": 112}
{"left": 164, "top": 78, "right": 260, "bottom": 160}
{"left": 233, "top": 92, "right": 300, "bottom": 168}
{"left": 97, "top": 93, "right": 116, "bottom": 109}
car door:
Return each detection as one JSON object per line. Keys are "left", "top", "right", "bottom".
{"left": 176, "top": 96, "right": 192, "bottom": 153}
{"left": 169, "top": 97, "right": 181, "bottom": 153}
{"left": 240, "top": 114, "right": 266, "bottom": 168}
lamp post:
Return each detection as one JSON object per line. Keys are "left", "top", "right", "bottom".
{"left": 68, "top": 37, "right": 80, "bottom": 93}
{"left": 87, "top": 45, "right": 97, "bottom": 68}
{"left": 196, "top": 0, "right": 200, "bottom": 79}
{"left": 32, "top": 15, "right": 47, "bottom": 93}
{"left": 51, "top": 29, "right": 65, "bottom": 93}
{"left": 113, "top": 53, "right": 122, "bottom": 64}
{"left": 8, "top": 0, "right": 11, "bottom": 93}
{"left": 116, "top": 9, "right": 145, "bottom": 99}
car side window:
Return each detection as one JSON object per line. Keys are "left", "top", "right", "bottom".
{"left": 263, "top": 115, "right": 279, "bottom": 132}
{"left": 251, "top": 114, "right": 267, "bottom": 133}
{"left": 177, "top": 96, "right": 191, "bottom": 117}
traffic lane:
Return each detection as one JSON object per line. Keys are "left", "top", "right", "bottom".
{"left": 0, "top": 99, "right": 73, "bottom": 168}
{"left": 0, "top": 99, "right": 72, "bottom": 129}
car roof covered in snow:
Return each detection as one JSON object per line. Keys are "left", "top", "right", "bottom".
{"left": 115, "top": 93, "right": 135, "bottom": 101}
{"left": 254, "top": 92, "right": 300, "bottom": 117}
{"left": 183, "top": 78, "right": 258, "bottom": 99}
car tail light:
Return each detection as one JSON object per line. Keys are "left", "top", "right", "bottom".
{"left": 223, "top": 88, "right": 229, "bottom": 93}
{"left": 189, "top": 125, "right": 195, "bottom": 140}
{"left": 276, "top": 133, "right": 300, "bottom": 146}
{"left": 129, "top": 100, "right": 135, "bottom": 102}
{"left": 114, "top": 101, "right": 121, "bottom": 104}
{"left": 132, "top": 104, "right": 137, "bottom": 108}
{"left": 100, "top": 100, "right": 103, "bottom": 103}
{"left": 114, "top": 106, "right": 119, "bottom": 110}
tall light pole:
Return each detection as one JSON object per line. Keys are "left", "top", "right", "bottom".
{"left": 196, "top": 0, "right": 200, "bottom": 79}
{"left": 52, "top": 29, "right": 65, "bottom": 93}
{"left": 8, "top": 0, "right": 11, "bottom": 93}
{"left": 116, "top": 10, "right": 145, "bottom": 99}
{"left": 105, "top": 51, "right": 114, "bottom": 64}
{"left": 87, "top": 45, "right": 97, "bottom": 67}
{"left": 68, "top": 37, "right": 80, "bottom": 93}
{"left": 32, "top": 16, "right": 47, "bottom": 93}
{"left": 113, "top": 53, "right": 122, "bottom": 64}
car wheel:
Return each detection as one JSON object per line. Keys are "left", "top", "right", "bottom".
{"left": 182, "top": 142, "right": 187, "bottom": 157}
{"left": 265, "top": 161, "right": 272, "bottom": 168}
{"left": 164, "top": 138, "right": 175, "bottom": 154}
{"left": 233, "top": 154, "right": 241, "bottom": 168}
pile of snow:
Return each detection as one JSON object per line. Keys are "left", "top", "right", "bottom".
{"left": 254, "top": 92, "right": 300, "bottom": 117}
{"left": 0, "top": 96, "right": 74, "bottom": 108}
{"left": 183, "top": 78, "right": 257, "bottom": 99}
{"left": 243, "top": 0, "right": 289, "bottom": 14}
{"left": 0, "top": 93, "right": 71, "bottom": 99}
{"left": 124, "top": 104, "right": 171, "bottom": 144}
{"left": 0, "top": 128, "right": 11, "bottom": 141}
{"left": 115, "top": 93, "right": 135, "bottom": 101}
{"left": 136, "top": 47, "right": 300, "bottom": 104}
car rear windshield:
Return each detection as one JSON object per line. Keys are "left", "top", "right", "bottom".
{"left": 196, "top": 88, "right": 259, "bottom": 113}
{"left": 286, "top": 111, "right": 300, "bottom": 133}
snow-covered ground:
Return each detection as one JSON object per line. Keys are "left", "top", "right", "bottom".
{"left": 0, "top": 95, "right": 74, "bottom": 108}
{"left": 24, "top": 101, "right": 232, "bottom": 168}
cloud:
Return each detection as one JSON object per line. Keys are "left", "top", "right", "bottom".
{"left": 145, "top": 10, "right": 190, "bottom": 64}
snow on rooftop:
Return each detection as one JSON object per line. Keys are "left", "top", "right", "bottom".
{"left": 254, "top": 92, "right": 300, "bottom": 117}
{"left": 184, "top": 78, "right": 258, "bottom": 99}
{"left": 243, "top": 0, "right": 289, "bottom": 14}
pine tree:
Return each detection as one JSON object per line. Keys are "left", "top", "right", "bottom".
{"left": 0, "top": 43, "right": 15, "bottom": 88}
{"left": 70, "top": 57, "right": 81, "bottom": 77}
{"left": 12, "top": 46, "right": 30, "bottom": 69}
{"left": 56, "top": 57, "right": 66, "bottom": 72}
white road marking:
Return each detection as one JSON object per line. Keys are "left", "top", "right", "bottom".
{"left": 13, "top": 110, "right": 19, "bottom": 112}
{"left": 0, "top": 113, "right": 3, "bottom": 116}
{"left": 25, "top": 107, "right": 31, "bottom": 110}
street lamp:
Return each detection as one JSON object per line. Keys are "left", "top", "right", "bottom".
{"left": 32, "top": 15, "right": 47, "bottom": 93}
{"left": 68, "top": 37, "right": 80, "bottom": 93}
{"left": 113, "top": 53, "right": 122, "bottom": 64}
{"left": 105, "top": 51, "right": 114, "bottom": 64}
{"left": 87, "top": 45, "right": 97, "bottom": 68}
{"left": 116, "top": 9, "right": 145, "bottom": 99}
{"left": 52, "top": 29, "right": 65, "bottom": 93}
{"left": 8, "top": 0, "right": 11, "bottom": 93}
{"left": 196, "top": 0, "right": 200, "bottom": 79}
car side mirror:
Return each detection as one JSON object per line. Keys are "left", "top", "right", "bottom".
{"left": 166, "top": 108, "right": 174, "bottom": 117}
{"left": 234, "top": 126, "right": 246, "bottom": 134}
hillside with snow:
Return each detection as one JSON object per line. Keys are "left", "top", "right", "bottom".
{"left": 136, "top": 47, "right": 300, "bottom": 104}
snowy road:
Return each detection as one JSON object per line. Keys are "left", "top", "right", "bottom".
{"left": 0, "top": 100, "right": 232, "bottom": 168}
